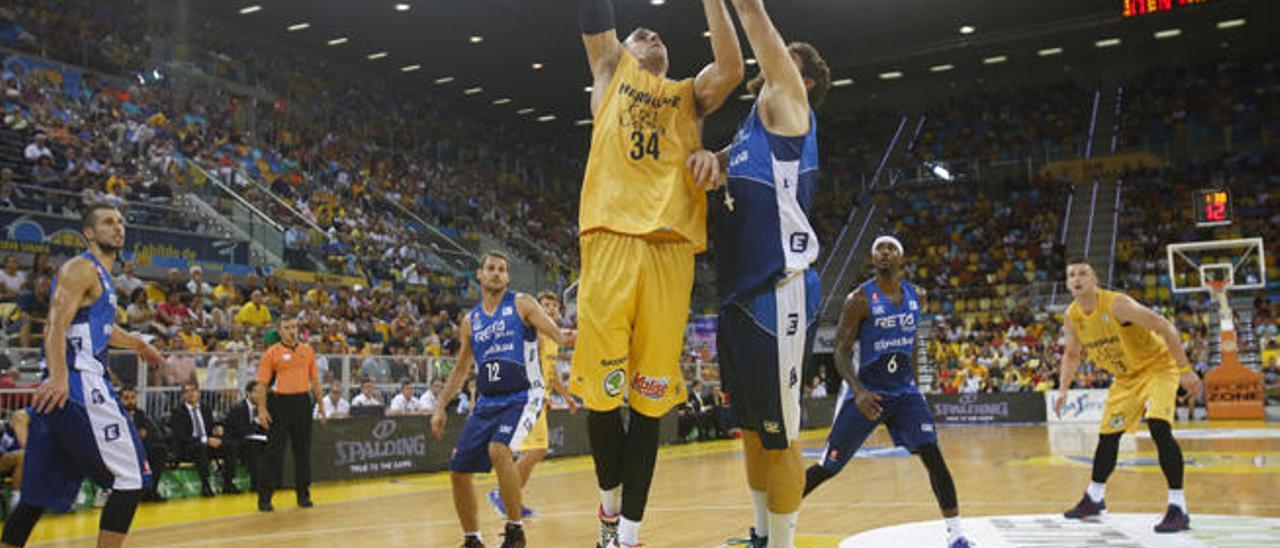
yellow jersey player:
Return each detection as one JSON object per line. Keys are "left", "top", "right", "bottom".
{"left": 1054, "top": 257, "right": 1204, "bottom": 533}
{"left": 487, "top": 291, "right": 578, "bottom": 519}
{"left": 574, "top": 1, "right": 743, "bottom": 546}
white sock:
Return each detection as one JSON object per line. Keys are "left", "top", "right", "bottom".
{"left": 767, "top": 511, "right": 797, "bottom": 548}
{"left": 945, "top": 516, "right": 964, "bottom": 540}
{"left": 507, "top": 520, "right": 523, "bottom": 527}
{"left": 599, "top": 486, "right": 621, "bottom": 518}
{"left": 1086, "top": 481, "right": 1106, "bottom": 503}
{"left": 618, "top": 517, "right": 640, "bottom": 546}
{"left": 464, "top": 532, "right": 482, "bottom": 543}
{"left": 1169, "top": 489, "right": 1187, "bottom": 513}
{"left": 750, "top": 489, "right": 769, "bottom": 537}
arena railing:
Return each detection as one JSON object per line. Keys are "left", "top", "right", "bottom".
{"left": 0, "top": 347, "right": 724, "bottom": 422}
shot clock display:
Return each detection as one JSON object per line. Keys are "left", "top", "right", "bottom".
{"left": 1195, "top": 188, "right": 1232, "bottom": 227}
{"left": 1123, "top": 0, "right": 1217, "bottom": 18}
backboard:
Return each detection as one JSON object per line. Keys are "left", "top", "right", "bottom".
{"left": 1166, "top": 237, "right": 1266, "bottom": 295}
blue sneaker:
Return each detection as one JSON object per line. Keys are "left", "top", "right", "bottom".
{"left": 1153, "top": 504, "right": 1191, "bottom": 533}
{"left": 486, "top": 489, "right": 536, "bottom": 519}
{"left": 1063, "top": 494, "right": 1106, "bottom": 520}
{"left": 948, "top": 536, "right": 973, "bottom": 548}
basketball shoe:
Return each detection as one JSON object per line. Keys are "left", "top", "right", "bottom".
{"left": 1154, "top": 504, "right": 1191, "bottom": 533}
{"left": 486, "top": 489, "right": 536, "bottom": 518}
{"left": 1063, "top": 494, "right": 1106, "bottom": 520}
{"left": 596, "top": 505, "right": 619, "bottom": 548}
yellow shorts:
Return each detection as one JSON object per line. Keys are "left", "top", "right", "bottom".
{"left": 570, "top": 231, "right": 693, "bottom": 417}
{"left": 1099, "top": 366, "right": 1180, "bottom": 434}
{"left": 517, "top": 410, "right": 549, "bottom": 452}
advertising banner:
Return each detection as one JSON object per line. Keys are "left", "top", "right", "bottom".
{"left": 0, "top": 209, "right": 249, "bottom": 264}
{"left": 927, "top": 392, "right": 1047, "bottom": 424}
{"left": 1045, "top": 389, "right": 1109, "bottom": 424}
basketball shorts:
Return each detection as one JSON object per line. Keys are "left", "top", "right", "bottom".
{"left": 23, "top": 370, "right": 152, "bottom": 511}
{"left": 450, "top": 389, "right": 544, "bottom": 473}
{"left": 1099, "top": 365, "right": 1180, "bottom": 434}
{"left": 570, "top": 231, "right": 693, "bottom": 418}
{"left": 817, "top": 384, "right": 937, "bottom": 476}
{"left": 719, "top": 270, "right": 820, "bottom": 450}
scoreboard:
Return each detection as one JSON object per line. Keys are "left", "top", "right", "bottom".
{"left": 1123, "top": 0, "right": 1217, "bottom": 18}
{"left": 1195, "top": 188, "right": 1233, "bottom": 227}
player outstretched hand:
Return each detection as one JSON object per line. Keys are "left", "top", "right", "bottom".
{"left": 687, "top": 149, "right": 723, "bottom": 190}
{"left": 431, "top": 408, "right": 447, "bottom": 440}
{"left": 561, "top": 329, "right": 577, "bottom": 348}
{"left": 33, "top": 373, "right": 69, "bottom": 413}
{"left": 1179, "top": 370, "right": 1203, "bottom": 402}
{"left": 854, "top": 389, "right": 883, "bottom": 421}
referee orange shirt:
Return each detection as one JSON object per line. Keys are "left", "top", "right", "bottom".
{"left": 257, "top": 343, "right": 318, "bottom": 394}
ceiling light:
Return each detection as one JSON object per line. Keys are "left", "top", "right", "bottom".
{"left": 703, "top": 30, "right": 711, "bottom": 38}
{"left": 1095, "top": 37, "right": 1121, "bottom": 48}
{"left": 395, "top": 3, "right": 411, "bottom": 11}
{"left": 650, "top": 0, "right": 665, "bottom": 5}
{"left": 583, "top": 86, "right": 593, "bottom": 93}
{"left": 982, "top": 55, "right": 1008, "bottom": 65}
{"left": 959, "top": 25, "right": 975, "bottom": 35}
{"left": 434, "top": 76, "right": 455, "bottom": 84}
{"left": 367, "top": 52, "right": 388, "bottom": 60}
{"left": 464, "top": 87, "right": 483, "bottom": 95}
{"left": 537, "top": 115, "right": 557, "bottom": 122}
{"left": 517, "top": 108, "right": 535, "bottom": 115}
{"left": 575, "top": 119, "right": 593, "bottom": 126}
{"left": 492, "top": 98, "right": 511, "bottom": 105}
{"left": 469, "top": 35, "right": 484, "bottom": 44}
{"left": 1037, "top": 47, "right": 1063, "bottom": 57}
{"left": 929, "top": 64, "right": 954, "bottom": 73}
{"left": 831, "top": 78, "right": 853, "bottom": 87}
{"left": 328, "top": 37, "right": 349, "bottom": 46}
{"left": 1216, "top": 18, "right": 1245, "bottom": 30}
{"left": 239, "top": 5, "right": 262, "bottom": 15}
{"left": 287, "top": 22, "right": 310, "bottom": 32}
{"left": 532, "top": 63, "right": 544, "bottom": 70}
{"left": 400, "top": 64, "right": 420, "bottom": 72}
{"left": 739, "top": 94, "right": 755, "bottom": 101}
{"left": 1154, "top": 28, "right": 1182, "bottom": 40}
{"left": 878, "top": 71, "right": 904, "bottom": 80}
{"left": 746, "top": 58, "right": 757, "bottom": 65}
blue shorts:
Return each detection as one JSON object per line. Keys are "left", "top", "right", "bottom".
{"left": 23, "top": 370, "right": 152, "bottom": 511}
{"left": 449, "top": 390, "right": 544, "bottom": 474}
{"left": 817, "top": 384, "right": 937, "bottom": 475}
{"left": 719, "top": 271, "right": 820, "bottom": 450}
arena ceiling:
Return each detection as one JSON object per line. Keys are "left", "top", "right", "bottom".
{"left": 195, "top": 0, "right": 1270, "bottom": 134}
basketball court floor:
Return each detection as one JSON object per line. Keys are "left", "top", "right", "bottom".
{"left": 28, "top": 420, "right": 1280, "bottom": 547}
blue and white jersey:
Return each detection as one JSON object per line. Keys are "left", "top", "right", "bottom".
{"left": 854, "top": 278, "right": 921, "bottom": 394}
{"left": 714, "top": 103, "right": 820, "bottom": 304}
{"left": 45, "top": 252, "right": 117, "bottom": 376}
{"left": 469, "top": 291, "right": 542, "bottom": 396}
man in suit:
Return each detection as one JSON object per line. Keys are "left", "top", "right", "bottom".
{"left": 166, "top": 380, "right": 234, "bottom": 497}
{"left": 224, "top": 380, "right": 269, "bottom": 493}
{"left": 120, "top": 385, "right": 168, "bottom": 502}
{"left": 679, "top": 380, "right": 712, "bottom": 442}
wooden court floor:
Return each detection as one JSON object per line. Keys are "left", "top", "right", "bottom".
{"left": 29, "top": 421, "right": 1280, "bottom": 547}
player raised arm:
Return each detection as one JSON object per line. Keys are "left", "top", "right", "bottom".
{"left": 432, "top": 314, "right": 475, "bottom": 439}
{"left": 1054, "top": 315, "right": 1085, "bottom": 417}
{"left": 730, "top": 0, "right": 809, "bottom": 134}
{"left": 693, "top": 0, "right": 745, "bottom": 116}
{"left": 580, "top": 0, "right": 624, "bottom": 116}
{"left": 1110, "top": 294, "right": 1204, "bottom": 396}
{"left": 832, "top": 289, "right": 882, "bottom": 420}
{"left": 34, "top": 259, "right": 95, "bottom": 413}
{"left": 516, "top": 293, "right": 575, "bottom": 348}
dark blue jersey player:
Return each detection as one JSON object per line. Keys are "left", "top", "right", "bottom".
{"left": 803, "top": 236, "right": 972, "bottom": 548}
{"left": 2, "top": 204, "right": 165, "bottom": 548}
{"left": 431, "top": 251, "right": 573, "bottom": 548}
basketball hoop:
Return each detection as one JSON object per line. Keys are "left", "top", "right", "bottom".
{"left": 1206, "top": 279, "right": 1228, "bottom": 296}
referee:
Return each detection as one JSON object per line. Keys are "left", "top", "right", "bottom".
{"left": 255, "top": 316, "right": 326, "bottom": 512}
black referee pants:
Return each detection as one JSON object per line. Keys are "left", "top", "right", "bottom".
{"left": 259, "top": 393, "right": 313, "bottom": 505}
